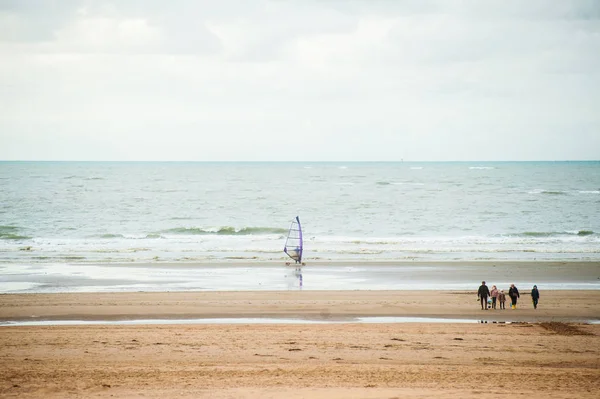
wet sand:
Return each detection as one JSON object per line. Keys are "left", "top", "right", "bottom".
{"left": 3, "top": 260, "right": 599, "bottom": 293}
{"left": 1, "top": 290, "right": 599, "bottom": 398}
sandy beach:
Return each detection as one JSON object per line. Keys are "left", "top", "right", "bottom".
{"left": 1, "top": 289, "right": 599, "bottom": 398}
{"left": 1, "top": 289, "right": 600, "bottom": 323}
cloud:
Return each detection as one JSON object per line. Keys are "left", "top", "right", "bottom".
{"left": 0, "top": 0, "right": 221, "bottom": 54}
{"left": 0, "top": 0, "right": 599, "bottom": 161}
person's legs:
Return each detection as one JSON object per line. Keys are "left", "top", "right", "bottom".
{"left": 533, "top": 299, "right": 538, "bottom": 309}
{"left": 492, "top": 297, "right": 497, "bottom": 309}
{"left": 480, "top": 296, "right": 486, "bottom": 310}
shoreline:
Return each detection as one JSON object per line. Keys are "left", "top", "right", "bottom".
{"left": 75, "top": 259, "right": 600, "bottom": 267}
{"left": 2, "top": 260, "right": 599, "bottom": 294}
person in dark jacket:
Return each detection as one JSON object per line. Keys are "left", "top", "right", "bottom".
{"left": 477, "top": 281, "right": 491, "bottom": 310}
{"left": 531, "top": 285, "right": 540, "bottom": 309}
{"left": 508, "top": 284, "right": 520, "bottom": 309}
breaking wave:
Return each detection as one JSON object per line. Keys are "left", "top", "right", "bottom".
{"left": 93, "top": 233, "right": 162, "bottom": 239}
{"left": 161, "top": 226, "right": 288, "bottom": 235}
{"left": 99, "top": 233, "right": 124, "bottom": 239}
{"left": 520, "top": 230, "right": 595, "bottom": 237}
{"left": 0, "top": 225, "right": 31, "bottom": 240}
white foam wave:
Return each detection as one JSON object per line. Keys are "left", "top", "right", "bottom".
{"left": 2, "top": 231, "right": 600, "bottom": 265}
{"left": 469, "top": 166, "right": 495, "bottom": 170}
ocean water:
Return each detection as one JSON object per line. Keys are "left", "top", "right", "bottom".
{"left": 1, "top": 161, "right": 599, "bottom": 265}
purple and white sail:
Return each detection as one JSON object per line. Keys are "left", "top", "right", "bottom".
{"left": 283, "top": 216, "right": 303, "bottom": 264}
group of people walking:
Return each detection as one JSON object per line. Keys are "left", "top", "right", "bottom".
{"left": 477, "top": 281, "right": 540, "bottom": 310}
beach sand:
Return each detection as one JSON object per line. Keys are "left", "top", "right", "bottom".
{"left": 1, "top": 290, "right": 599, "bottom": 398}
{"left": 1, "top": 290, "right": 599, "bottom": 322}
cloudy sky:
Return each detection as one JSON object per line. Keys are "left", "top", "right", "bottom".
{"left": 1, "top": 0, "right": 599, "bottom": 161}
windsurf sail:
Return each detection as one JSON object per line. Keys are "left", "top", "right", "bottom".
{"left": 284, "top": 216, "right": 303, "bottom": 264}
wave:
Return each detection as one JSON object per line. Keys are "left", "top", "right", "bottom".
{"left": 99, "top": 233, "right": 124, "bottom": 239}
{"left": 0, "top": 225, "right": 31, "bottom": 240}
{"left": 161, "top": 226, "right": 288, "bottom": 236}
{"left": 0, "top": 234, "right": 31, "bottom": 240}
{"left": 529, "top": 189, "right": 567, "bottom": 195}
{"left": 376, "top": 181, "right": 391, "bottom": 185}
{"left": 520, "top": 230, "right": 595, "bottom": 237}
{"left": 94, "top": 233, "right": 163, "bottom": 239}
{"left": 0, "top": 225, "right": 19, "bottom": 233}
{"left": 541, "top": 191, "right": 566, "bottom": 195}
{"left": 469, "top": 166, "right": 495, "bottom": 170}
{"left": 577, "top": 230, "right": 594, "bottom": 236}
{"left": 579, "top": 190, "right": 600, "bottom": 194}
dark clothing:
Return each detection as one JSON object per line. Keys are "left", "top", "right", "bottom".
{"left": 492, "top": 297, "right": 497, "bottom": 309}
{"left": 509, "top": 286, "right": 520, "bottom": 299}
{"left": 478, "top": 284, "right": 490, "bottom": 298}
{"left": 478, "top": 284, "right": 490, "bottom": 309}
{"left": 509, "top": 286, "right": 520, "bottom": 307}
{"left": 531, "top": 288, "right": 540, "bottom": 309}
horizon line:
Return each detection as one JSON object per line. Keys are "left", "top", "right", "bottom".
{"left": 1, "top": 159, "right": 599, "bottom": 163}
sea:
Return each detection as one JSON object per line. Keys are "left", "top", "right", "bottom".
{"left": 0, "top": 162, "right": 600, "bottom": 293}
{"left": 0, "top": 161, "right": 599, "bottom": 293}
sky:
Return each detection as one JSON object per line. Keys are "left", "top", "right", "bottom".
{"left": 0, "top": 0, "right": 599, "bottom": 161}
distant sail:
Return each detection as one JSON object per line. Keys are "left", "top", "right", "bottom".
{"left": 284, "top": 216, "right": 303, "bottom": 264}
